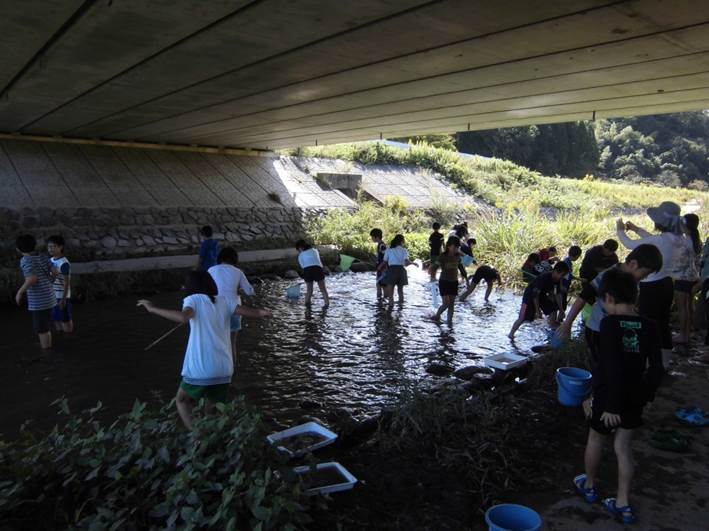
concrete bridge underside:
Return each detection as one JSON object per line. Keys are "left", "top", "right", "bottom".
{"left": 2, "top": 0, "right": 709, "bottom": 151}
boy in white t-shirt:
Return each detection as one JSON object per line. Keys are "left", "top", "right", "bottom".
{"left": 208, "top": 247, "right": 254, "bottom": 360}
{"left": 47, "top": 235, "right": 74, "bottom": 333}
{"left": 379, "top": 234, "right": 418, "bottom": 308}
{"left": 137, "top": 271, "right": 270, "bottom": 429}
{"left": 295, "top": 239, "right": 330, "bottom": 307}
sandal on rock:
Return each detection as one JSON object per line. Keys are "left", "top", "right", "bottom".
{"left": 602, "top": 497, "right": 636, "bottom": 524}
{"left": 573, "top": 473, "right": 598, "bottom": 503}
{"left": 676, "top": 406, "right": 709, "bottom": 427}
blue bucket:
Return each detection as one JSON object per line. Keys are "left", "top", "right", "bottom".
{"left": 285, "top": 284, "right": 301, "bottom": 299}
{"left": 485, "top": 504, "right": 541, "bottom": 531}
{"left": 556, "top": 367, "right": 592, "bottom": 407}
{"left": 461, "top": 254, "right": 474, "bottom": 267}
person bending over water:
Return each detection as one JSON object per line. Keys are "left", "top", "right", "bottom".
{"left": 295, "top": 240, "right": 330, "bottom": 308}
{"left": 459, "top": 265, "right": 501, "bottom": 302}
{"left": 137, "top": 271, "right": 270, "bottom": 429}
{"left": 433, "top": 236, "right": 463, "bottom": 322}
{"left": 380, "top": 234, "right": 417, "bottom": 308}
{"left": 508, "top": 261, "right": 569, "bottom": 339}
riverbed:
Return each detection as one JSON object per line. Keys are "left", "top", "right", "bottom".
{"left": 0, "top": 267, "right": 553, "bottom": 436}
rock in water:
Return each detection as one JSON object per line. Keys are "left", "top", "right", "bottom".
{"left": 426, "top": 362, "right": 454, "bottom": 376}
{"left": 453, "top": 365, "right": 492, "bottom": 381}
{"left": 284, "top": 269, "right": 300, "bottom": 279}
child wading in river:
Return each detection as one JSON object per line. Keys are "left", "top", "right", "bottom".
{"left": 459, "top": 265, "right": 501, "bottom": 302}
{"left": 47, "top": 235, "right": 74, "bottom": 333}
{"left": 137, "top": 271, "right": 270, "bottom": 429}
{"left": 295, "top": 240, "right": 330, "bottom": 307}
{"left": 370, "top": 228, "right": 387, "bottom": 298}
{"left": 380, "top": 234, "right": 417, "bottom": 308}
{"left": 433, "top": 236, "right": 462, "bottom": 322}
{"left": 573, "top": 268, "right": 663, "bottom": 525}
{"left": 428, "top": 222, "right": 444, "bottom": 281}
{"left": 15, "top": 234, "right": 56, "bottom": 350}
{"left": 508, "top": 261, "right": 569, "bottom": 338}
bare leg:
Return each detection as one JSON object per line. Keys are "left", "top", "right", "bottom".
{"left": 386, "top": 285, "right": 395, "bottom": 308}
{"left": 62, "top": 321, "right": 74, "bottom": 333}
{"left": 614, "top": 428, "right": 634, "bottom": 507}
{"left": 508, "top": 318, "right": 525, "bottom": 339}
{"left": 176, "top": 387, "right": 195, "bottom": 429}
{"left": 434, "top": 295, "right": 451, "bottom": 321}
{"left": 317, "top": 280, "right": 330, "bottom": 307}
{"left": 676, "top": 292, "right": 688, "bottom": 343}
{"left": 584, "top": 427, "right": 605, "bottom": 489}
{"left": 484, "top": 282, "right": 493, "bottom": 302}
{"left": 397, "top": 285, "right": 404, "bottom": 304}
{"left": 39, "top": 331, "right": 52, "bottom": 350}
{"left": 305, "top": 281, "right": 314, "bottom": 305}
{"left": 447, "top": 296, "right": 454, "bottom": 321}
{"left": 459, "top": 283, "right": 476, "bottom": 302}
{"left": 231, "top": 332, "right": 238, "bottom": 365}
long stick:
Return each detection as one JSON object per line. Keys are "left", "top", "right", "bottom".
{"left": 144, "top": 323, "right": 183, "bottom": 351}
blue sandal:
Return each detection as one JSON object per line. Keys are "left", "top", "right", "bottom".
{"left": 573, "top": 474, "right": 598, "bottom": 503}
{"left": 602, "top": 497, "right": 636, "bottom": 524}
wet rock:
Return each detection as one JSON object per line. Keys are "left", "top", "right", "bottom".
{"left": 453, "top": 365, "right": 492, "bottom": 381}
{"left": 426, "top": 362, "right": 454, "bottom": 376}
{"left": 299, "top": 399, "right": 320, "bottom": 410}
{"left": 469, "top": 372, "right": 495, "bottom": 390}
{"left": 284, "top": 269, "right": 300, "bottom": 279}
{"left": 101, "top": 236, "right": 117, "bottom": 249}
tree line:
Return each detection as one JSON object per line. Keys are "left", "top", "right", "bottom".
{"left": 395, "top": 110, "right": 709, "bottom": 188}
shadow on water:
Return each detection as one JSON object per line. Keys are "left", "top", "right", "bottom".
{"left": 0, "top": 268, "right": 552, "bottom": 436}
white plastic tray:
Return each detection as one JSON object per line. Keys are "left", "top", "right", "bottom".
{"left": 293, "top": 461, "right": 358, "bottom": 496}
{"left": 484, "top": 352, "right": 528, "bottom": 371}
{"left": 266, "top": 421, "right": 337, "bottom": 458}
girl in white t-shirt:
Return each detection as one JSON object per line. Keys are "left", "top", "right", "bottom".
{"left": 295, "top": 240, "right": 330, "bottom": 307}
{"left": 137, "top": 271, "right": 270, "bottom": 429}
{"left": 379, "top": 234, "right": 418, "bottom": 308}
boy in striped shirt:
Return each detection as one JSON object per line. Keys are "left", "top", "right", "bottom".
{"left": 15, "top": 234, "right": 56, "bottom": 350}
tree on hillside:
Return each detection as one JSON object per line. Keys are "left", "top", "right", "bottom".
{"left": 391, "top": 134, "right": 457, "bottom": 150}
{"left": 456, "top": 122, "right": 598, "bottom": 178}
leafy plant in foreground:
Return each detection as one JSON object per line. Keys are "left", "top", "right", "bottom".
{"left": 0, "top": 398, "right": 310, "bottom": 530}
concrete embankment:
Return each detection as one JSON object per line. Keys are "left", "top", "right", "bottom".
{"left": 0, "top": 138, "right": 468, "bottom": 300}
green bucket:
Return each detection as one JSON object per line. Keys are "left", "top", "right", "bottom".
{"left": 339, "top": 254, "right": 357, "bottom": 272}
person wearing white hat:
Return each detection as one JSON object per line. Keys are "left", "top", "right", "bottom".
{"left": 617, "top": 201, "right": 683, "bottom": 367}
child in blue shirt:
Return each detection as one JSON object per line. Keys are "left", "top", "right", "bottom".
{"left": 197, "top": 225, "right": 220, "bottom": 272}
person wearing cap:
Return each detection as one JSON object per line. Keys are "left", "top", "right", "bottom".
{"left": 617, "top": 201, "right": 684, "bottom": 367}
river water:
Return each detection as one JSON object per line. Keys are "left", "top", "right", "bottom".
{"left": 0, "top": 267, "right": 553, "bottom": 437}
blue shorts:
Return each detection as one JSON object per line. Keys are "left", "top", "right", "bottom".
{"left": 51, "top": 300, "right": 73, "bottom": 323}
{"left": 230, "top": 313, "right": 241, "bottom": 332}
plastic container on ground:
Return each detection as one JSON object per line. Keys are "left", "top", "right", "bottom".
{"left": 461, "top": 255, "right": 474, "bottom": 267}
{"left": 266, "top": 421, "right": 337, "bottom": 458}
{"left": 285, "top": 283, "right": 301, "bottom": 299}
{"left": 292, "top": 461, "right": 358, "bottom": 496}
{"left": 484, "top": 352, "right": 528, "bottom": 371}
{"left": 556, "top": 367, "right": 592, "bottom": 407}
{"left": 485, "top": 503, "right": 542, "bottom": 531}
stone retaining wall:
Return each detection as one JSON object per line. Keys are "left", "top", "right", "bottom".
{"left": 0, "top": 206, "right": 323, "bottom": 301}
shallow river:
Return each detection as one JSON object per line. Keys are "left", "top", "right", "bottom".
{"left": 0, "top": 267, "right": 554, "bottom": 436}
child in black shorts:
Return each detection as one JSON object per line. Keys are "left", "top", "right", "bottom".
{"left": 508, "top": 261, "right": 569, "bottom": 338}
{"left": 459, "top": 265, "right": 501, "bottom": 302}
{"left": 573, "top": 268, "right": 663, "bottom": 525}
{"left": 370, "top": 228, "right": 387, "bottom": 298}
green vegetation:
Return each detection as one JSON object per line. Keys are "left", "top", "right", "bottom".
{"left": 0, "top": 398, "right": 310, "bottom": 530}
{"left": 300, "top": 141, "right": 709, "bottom": 286}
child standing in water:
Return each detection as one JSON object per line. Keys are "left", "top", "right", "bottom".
{"left": 459, "top": 265, "right": 501, "bottom": 302}
{"left": 509, "top": 261, "right": 569, "bottom": 338}
{"left": 47, "top": 235, "right": 74, "bottom": 333}
{"left": 15, "top": 235, "right": 56, "bottom": 350}
{"left": 573, "top": 268, "right": 663, "bottom": 525}
{"left": 197, "top": 225, "right": 220, "bottom": 272}
{"left": 370, "top": 228, "right": 387, "bottom": 298}
{"left": 428, "top": 222, "right": 444, "bottom": 281}
{"left": 433, "top": 236, "right": 462, "bottom": 322}
{"left": 295, "top": 240, "right": 330, "bottom": 307}
{"left": 137, "top": 271, "right": 270, "bottom": 429}
{"left": 380, "top": 234, "right": 417, "bottom": 308}
{"left": 208, "top": 247, "right": 254, "bottom": 359}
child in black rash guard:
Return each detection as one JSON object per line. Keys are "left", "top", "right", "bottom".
{"left": 573, "top": 268, "right": 664, "bottom": 526}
